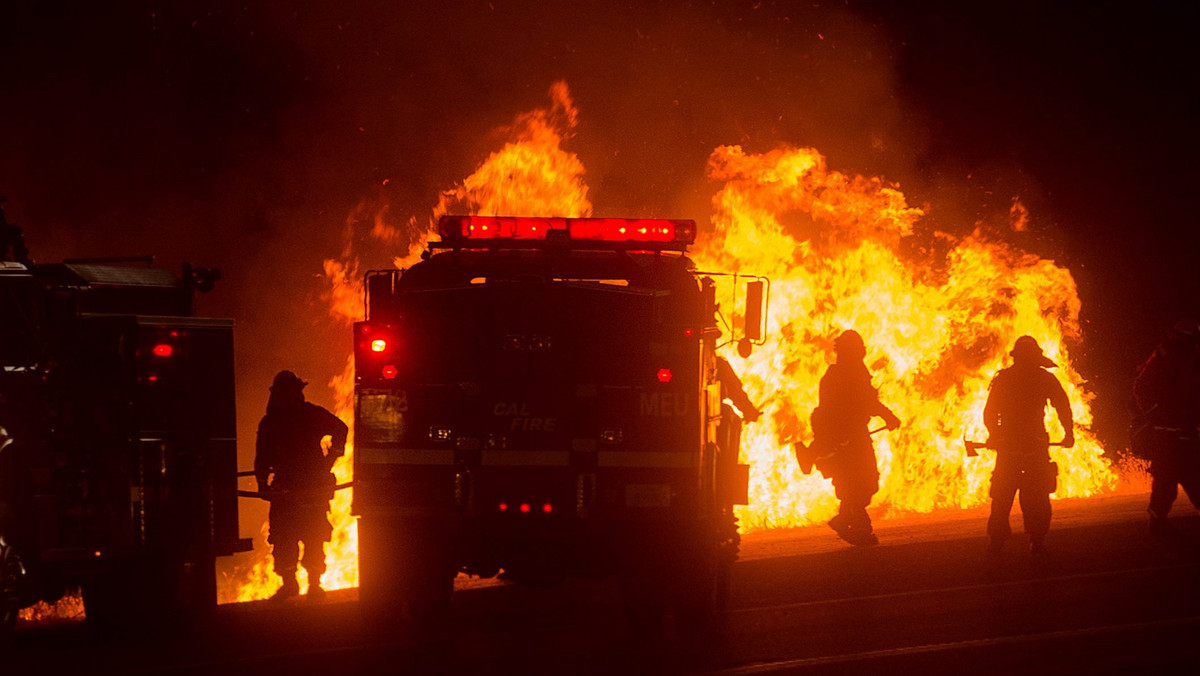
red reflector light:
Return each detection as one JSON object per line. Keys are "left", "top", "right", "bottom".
{"left": 152, "top": 344, "right": 173, "bottom": 357}
{"left": 657, "top": 368, "right": 673, "bottom": 383}
{"left": 569, "top": 218, "right": 693, "bottom": 243}
{"left": 440, "top": 216, "right": 563, "bottom": 240}
{"left": 370, "top": 339, "right": 387, "bottom": 352}
{"left": 381, "top": 364, "right": 398, "bottom": 379}
{"left": 498, "top": 502, "right": 508, "bottom": 513}
{"left": 542, "top": 503, "right": 553, "bottom": 514}
{"left": 519, "top": 503, "right": 531, "bottom": 514}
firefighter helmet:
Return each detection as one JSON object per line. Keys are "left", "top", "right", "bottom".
{"left": 270, "top": 370, "right": 308, "bottom": 392}
{"left": 1010, "top": 335, "right": 1055, "bottom": 368}
{"left": 834, "top": 330, "right": 866, "bottom": 361}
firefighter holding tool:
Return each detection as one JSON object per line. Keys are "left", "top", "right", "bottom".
{"left": 982, "top": 336, "right": 1073, "bottom": 557}
{"left": 255, "top": 370, "right": 349, "bottom": 601}
{"left": 811, "top": 330, "right": 901, "bottom": 547}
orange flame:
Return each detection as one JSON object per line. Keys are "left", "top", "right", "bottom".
{"left": 17, "top": 595, "right": 85, "bottom": 624}
{"left": 692, "top": 145, "right": 1117, "bottom": 529}
{"left": 226, "top": 80, "right": 1125, "bottom": 601}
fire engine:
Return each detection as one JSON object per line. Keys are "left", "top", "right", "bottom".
{"left": 0, "top": 202, "right": 249, "bottom": 635}
{"left": 353, "top": 215, "right": 765, "bottom": 630}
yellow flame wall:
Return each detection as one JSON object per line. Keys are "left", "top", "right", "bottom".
{"left": 693, "top": 144, "right": 1116, "bottom": 530}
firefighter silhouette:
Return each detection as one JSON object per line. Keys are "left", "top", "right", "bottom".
{"left": 1131, "top": 319, "right": 1200, "bottom": 536}
{"left": 255, "top": 370, "right": 348, "bottom": 601}
{"left": 814, "top": 330, "right": 901, "bottom": 546}
{"left": 983, "top": 336, "right": 1074, "bottom": 556}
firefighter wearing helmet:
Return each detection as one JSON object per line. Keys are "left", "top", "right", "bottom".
{"left": 813, "top": 329, "right": 901, "bottom": 546}
{"left": 255, "top": 370, "right": 349, "bottom": 601}
{"left": 1131, "top": 319, "right": 1200, "bottom": 535}
{"left": 983, "top": 336, "right": 1074, "bottom": 556}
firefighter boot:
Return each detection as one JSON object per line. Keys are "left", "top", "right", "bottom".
{"left": 850, "top": 530, "right": 879, "bottom": 547}
{"left": 828, "top": 513, "right": 850, "bottom": 538}
{"left": 1149, "top": 516, "right": 1178, "bottom": 537}
{"left": 307, "top": 584, "right": 326, "bottom": 602}
{"left": 271, "top": 576, "right": 300, "bottom": 602}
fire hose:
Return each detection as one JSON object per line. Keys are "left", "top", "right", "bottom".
{"left": 235, "top": 470, "right": 354, "bottom": 501}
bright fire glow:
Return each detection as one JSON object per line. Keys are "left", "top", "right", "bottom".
{"left": 690, "top": 145, "right": 1117, "bottom": 529}
{"left": 222, "top": 80, "right": 1129, "bottom": 603}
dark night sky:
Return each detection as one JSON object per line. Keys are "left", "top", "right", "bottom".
{"left": 2, "top": 0, "right": 1197, "bottom": 460}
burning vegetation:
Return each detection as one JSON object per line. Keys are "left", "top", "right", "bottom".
{"left": 223, "top": 80, "right": 1123, "bottom": 602}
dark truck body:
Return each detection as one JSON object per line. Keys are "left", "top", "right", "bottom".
{"left": 353, "top": 216, "right": 755, "bottom": 628}
{"left": 1, "top": 242, "right": 247, "bottom": 633}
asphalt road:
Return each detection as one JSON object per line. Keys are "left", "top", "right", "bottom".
{"left": 8, "top": 493, "right": 1200, "bottom": 675}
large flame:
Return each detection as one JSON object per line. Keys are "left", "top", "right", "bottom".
{"left": 691, "top": 145, "right": 1117, "bottom": 529}
{"left": 225, "top": 80, "right": 1125, "bottom": 602}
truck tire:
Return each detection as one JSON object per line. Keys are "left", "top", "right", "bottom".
{"left": 1, "top": 531, "right": 23, "bottom": 639}
{"left": 673, "top": 517, "right": 737, "bottom": 640}
{"left": 358, "top": 516, "right": 454, "bottom": 627}
{"left": 617, "top": 544, "right": 671, "bottom": 639}
{"left": 619, "top": 571, "right": 668, "bottom": 639}
{"left": 82, "top": 553, "right": 216, "bottom": 636}
{"left": 673, "top": 543, "right": 731, "bottom": 639}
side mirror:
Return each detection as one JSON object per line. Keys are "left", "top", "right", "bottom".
{"left": 745, "top": 280, "right": 764, "bottom": 342}
{"left": 737, "top": 337, "right": 753, "bottom": 358}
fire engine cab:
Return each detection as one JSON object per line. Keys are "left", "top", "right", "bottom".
{"left": 353, "top": 215, "right": 764, "bottom": 629}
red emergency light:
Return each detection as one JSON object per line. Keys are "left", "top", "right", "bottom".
{"left": 356, "top": 323, "right": 399, "bottom": 362}
{"left": 437, "top": 216, "right": 696, "bottom": 246}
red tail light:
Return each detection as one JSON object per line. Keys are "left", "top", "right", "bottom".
{"left": 542, "top": 503, "right": 553, "bottom": 514}
{"left": 519, "top": 503, "right": 531, "bottom": 514}
{"left": 356, "top": 323, "right": 401, "bottom": 373}
{"left": 152, "top": 344, "right": 173, "bottom": 357}
{"left": 657, "top": 368, "right": 673, "bottom": 383}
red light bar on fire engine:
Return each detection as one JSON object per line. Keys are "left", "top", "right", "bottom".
{"left": 437, "top": 216, "right": 696, "bottom": 247}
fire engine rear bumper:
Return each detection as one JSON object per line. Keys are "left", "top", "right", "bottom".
{"left": 356, "top": 446, "right": 698, "bottom": 469}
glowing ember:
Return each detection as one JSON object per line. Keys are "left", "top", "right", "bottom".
{"left": 18, "top": 594, "right": 85, "bottom": 624}
{"left": 225, "top": 80, "right": 1124, "bottom": 601}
